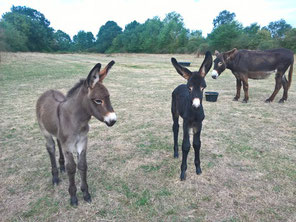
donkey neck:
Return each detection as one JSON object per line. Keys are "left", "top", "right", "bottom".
{"left": 62, "top": 86, "right": 91, "bottom": 125}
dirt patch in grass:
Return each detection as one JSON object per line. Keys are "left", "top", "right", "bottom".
{"left": 0, "top": 52, "right": 295, "bottom": 221}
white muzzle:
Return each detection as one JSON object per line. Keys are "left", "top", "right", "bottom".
{"left": 192, "top": 98, "right": 201, "bottom": 108}
{"left": 212, "top": 70, "right": 219, "bottom": 79}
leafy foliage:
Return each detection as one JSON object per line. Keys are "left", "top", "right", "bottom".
{"left": 0, "top": 7, "right": 295, "bottom": 53}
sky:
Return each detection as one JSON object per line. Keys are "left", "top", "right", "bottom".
{"left": 0, "top": 0, "right": 296, "bottom": 38}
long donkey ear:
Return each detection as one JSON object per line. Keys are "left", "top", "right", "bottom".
{"left": 99, "top": 60, "right": 115, "bottom": 83}
{"left": 86, "top": 63, "right": 101, "bottom": 88}
{"left": 171, "top": 58, "right": 192, "bottom": 80}
{"left": 199, "top": 51, "right": 213, "bottom": 78}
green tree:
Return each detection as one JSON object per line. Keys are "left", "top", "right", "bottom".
{"left": 158, "top": 12, "right": 189, "bottom": 53}
{"left": 96, "top": 21, "right": 122, "bottom": 53}
{"left": 267, "top": 19, "right": 292, "bottom": 39}
{"left": 1, "top": 6, "right": 55, "bottom": 51}
{"left": 208, "top": 22, "right": 243, "bottom": 52}
{"left": 0, "top": 20, "right": 28, "bottom": 51}
{"left": 280, "top": 28, "right": 296, "bottom": 52}
{"left": 73, "top": 31, "right": 95, "bottom": 51}
{"left": 213, "top": 10, "right": 236, "bottom": 28}
{"left": 53, "top": 30, "right": 72, "bottom": 51}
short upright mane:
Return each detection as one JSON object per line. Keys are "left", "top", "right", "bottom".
{"left": 66, "top": 79, "right": 85, "bottom": 97}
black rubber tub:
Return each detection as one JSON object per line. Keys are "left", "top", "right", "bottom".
{"left": 205, "top": 91, "right": 219, "bottom": 102}
{"left": 178, "top": 62, "right": 191, "bottom": 67}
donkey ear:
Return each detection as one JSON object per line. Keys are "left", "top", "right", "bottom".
{"left": 86, "top": 63, "right": 101, "bottom": 88}
{"left": 214, "top": 50, "right": 220, "bottom": 57}
{"left": 199, "top": 51, "right": 213, "bottom": 78}
{"left": 224, "top": 48, "right": 238, "bottom": 61}
{"left": 171, "top": 58, "right": 192, "bottom": 80}
{"left": 99, "top": 60, "right": 115, "bottom": 83}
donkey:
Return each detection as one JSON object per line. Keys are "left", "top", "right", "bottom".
{"left": 171, "top": 51, "right": 212, "bottom": 181}
{"left": 36, "top": 61, "right": 117, "bottom": 206}
{"left": 211, "top": 48, "right": 294, "bottom": 103}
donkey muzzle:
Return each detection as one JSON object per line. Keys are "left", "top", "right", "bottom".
{"left": 211, "top": 70, "right": 219, "bottom": 79}
{"left": 104, "top": 112, "right": 117, "bottom": 127}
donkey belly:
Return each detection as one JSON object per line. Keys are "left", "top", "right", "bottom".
{"left": 36, "top": 90, "right": 65, "bottom": 137}
{"left": 247, "top": 70, "right": 276, "bottom": 79}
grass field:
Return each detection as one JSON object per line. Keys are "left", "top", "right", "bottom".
{"left": 0, "top": 52, "right": 295, "bottom": 222}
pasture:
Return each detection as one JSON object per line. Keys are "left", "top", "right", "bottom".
{"left": 0, "top": 52, "right": 295, "bottom": 221}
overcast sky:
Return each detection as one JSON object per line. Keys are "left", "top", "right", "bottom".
{"left": 0, "top": 0, "right": 295, "bottom": 38}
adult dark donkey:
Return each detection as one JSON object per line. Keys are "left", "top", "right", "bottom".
{"left": 36, "top": 61, "right": 117, "bottom": 206}
{"left": 211, "top": 48, "right": 294, "bottom": 103}
{"left": 171, "top": 51, "right": 212, "bottom": 181}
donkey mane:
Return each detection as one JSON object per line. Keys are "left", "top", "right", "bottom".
{"left": 66, "top": 79, "right": 85, "bottom": 98}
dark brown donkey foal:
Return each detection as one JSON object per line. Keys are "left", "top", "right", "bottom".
{"left": 171, "top": 52, "right": 212, "bottom": 180}
{"left": 36, "top": 61, "right": 116, "bottom": 206}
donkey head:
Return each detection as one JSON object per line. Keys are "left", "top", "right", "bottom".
{"left": 171, "top": 51, "right": 212, "bottom": 108}
{"left": 212, "top": 48, "right": 237, "bottom": 79}
{"left": 86, "top": 61, "right": 117, "bottom": 127}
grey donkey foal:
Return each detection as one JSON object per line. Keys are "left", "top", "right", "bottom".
{"left": 36, "top": 61, "right": 117, "bottom": 206}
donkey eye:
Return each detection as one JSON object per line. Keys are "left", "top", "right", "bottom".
{"left": 218, "top": 62, "right": 223, "bottom": 66}
{"left": 188, "top": 86, "right": 193, "bottom": 92}
{"left": 93, "top": 99, "right": 102, "bottom": 105}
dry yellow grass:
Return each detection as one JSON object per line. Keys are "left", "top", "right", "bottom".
{"left": 0, "top": 52, "right": 295, "bottom": 221}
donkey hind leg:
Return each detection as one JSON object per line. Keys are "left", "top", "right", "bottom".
{"left": 78, "top": 148, "right": 91, "bottom": 203}
{"left": 45, "top": 136, "right": 60, "bottom": 185}
{"left": 279, "top": 75, "right": 288, "bottom": 103}
{"left": 57, "top": 139, "right": 65, "bottom": 172}
{"left": 64, "top": 151, "right": 78, "bottom": 206}
{"left": 193, "top": 126, "right": 202, "bottom": 175}
{"left": 172, "top": 94, "right": 179, "bottom": 158}
{"left": 180, "top": 121, "right": 190, "bottom": 181}
{"left": 266, "top": 73, "right": 283, "bottom": 103}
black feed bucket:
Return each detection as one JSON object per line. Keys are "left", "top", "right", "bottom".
{"left": 178, "top": 62, "right": 191, "bottom": 67}
{"left": 205, "top": 91, "right": 219, "bottom": 102}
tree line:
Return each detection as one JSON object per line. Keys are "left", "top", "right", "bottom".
{"left": 0, "top": 6, "right": 295, "bottom": 53}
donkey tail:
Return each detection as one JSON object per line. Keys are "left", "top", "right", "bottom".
{"left": 287, "top": 56, "right": 294, "bottom": 89}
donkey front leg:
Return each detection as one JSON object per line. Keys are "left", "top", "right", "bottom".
{"left": 172, "top": 117, "right": 179, "bottom": 158}
{"left": 193, "top": 126, "right": 202, "bottom": 175}
{"left": 233, "top": 78, "right": 242, "bottom": 101}
{"left": 64, "top": 150, "right": 78, "bottom": 206}
{"left": 45, "top": 136, "right": 59, "bottom": 185}
{"left": 180, "top": 122, "right": 190, "bottom": 181}
{"left": 57, "top": 139, "right": 65, "bottom": 172}
{"left": 77, "top": 138, "right": 91, "bottom": 203}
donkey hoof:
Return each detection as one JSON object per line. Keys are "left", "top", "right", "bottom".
{"left": 242, "top": 100, "right": 248, "bottom": 103}
{"left": 173, "top": 153, "right": 179, "bottom": 158}
{"left": 233, "top": 97, "right": 239, "bottom": 101}
{"left": 52, "top": 177, "right": 60, "bottom": 185}
{"left": 265, "top": 99, "right": 272, "bottom": 103}
{"left": 180, "top": 172, "right": 186, "bottom": 181}
{"left": 70, "top": 197, "right": 78, "bottom": 206}
{"left": 196, "top": 168, "right": 202, "bottom": 175}
{"left": 84, "top": 194, "right": 92, "bottom": 203}
{"left": 278, "top": 99, "right": 285, "bottom": 103}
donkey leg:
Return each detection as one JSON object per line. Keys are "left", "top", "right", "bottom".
{"left": 241, "top": 77, "right": 249, "bottom": 103}
{"left": 57, "top": 139, "right": 65, "bottom": 172}
{"left": 172, "top": 117, "right": 179, "bottom": 158}
{"left": 193, "top": 125, "right": 202, "bottom": 175}
{"left": 45, "top": 136, "right": 59, "bottom": 185}
{"left": 233, "top": 78, "right": 242, "bottom": 101}
{"left": 180, "top": 122, "right": 190, "bottom": 181}
{"left": 78, "top": 149, "right": 91, "bottom": 203}
{"left": 172, "top": 94, "right": 179, "bottom": 158}
{"left": 279, "top": 75, "right": 288, "bottom": 103}
{"left": 64, "top": 151, "right": 78, "bottom": 206}
{"left": 266, "top": 73, "right": 282, "bottom": 103}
